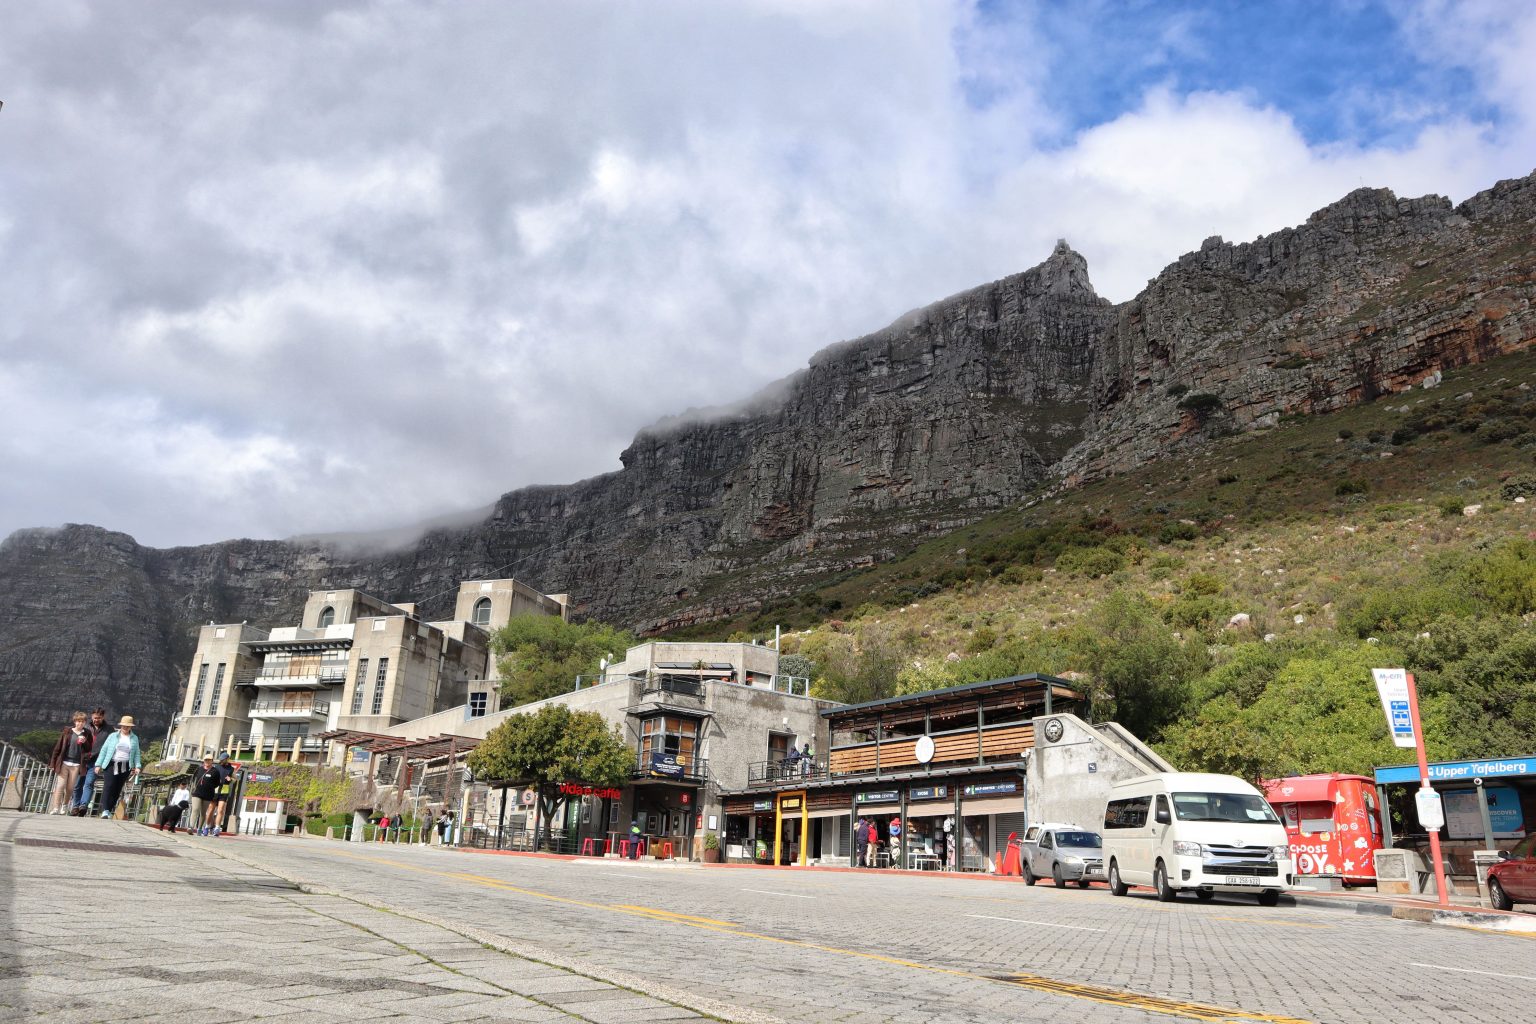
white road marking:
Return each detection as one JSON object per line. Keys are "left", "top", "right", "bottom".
{"left": 741, "top": 888, "right": 817, "bottom": 899}
{"left": 1409, "top": 962, "right": 1536, "bottom": 982}
{"left": 966, "top": 913, "right": 1106, "bottom": 932}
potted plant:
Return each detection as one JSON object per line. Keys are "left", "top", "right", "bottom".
{"left": 702, "top": 832, "right": 721, "bottom": 863}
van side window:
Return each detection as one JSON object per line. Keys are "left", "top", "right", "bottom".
{"left": 1105, "top": 795, "right": 1150, "bottom": 829}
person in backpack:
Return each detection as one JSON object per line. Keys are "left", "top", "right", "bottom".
{"left": 854, "top": 817, "right": 870, "bottom": 868}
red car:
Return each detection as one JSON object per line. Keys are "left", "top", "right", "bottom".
{"left": 1488, "top": 833, "right": 1536, "bottom": 911}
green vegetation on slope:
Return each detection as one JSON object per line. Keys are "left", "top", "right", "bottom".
{"left": 670, "top": 346, "right": 1536, "bottom": 782}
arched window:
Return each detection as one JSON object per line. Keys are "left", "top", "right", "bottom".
{"left": 318, "top": 606, "right": 335, "bottom": 628}
{"left": 472, "top": 598, "right": 492, "bottom": 627}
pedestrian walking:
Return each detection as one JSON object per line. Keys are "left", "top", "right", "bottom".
{"left": 48, "top": 712, "right": 90, "bottom": 814}
{"left": 71, "top": 707, "right": 110, "bottom": 816}
{"left": 158, "top": 783, "right": 191, "bottom": 832}
{"left": 210, "top": 756, "right": 237, "bottom": 836}
{"left": 377, "top": 814, "right": 390, "bottom": 841}
{"left": 93, "top": 716, "right": 141, "bottom": 819}
{"left": 189, "top": 756, "right": 221, "bottom": 834}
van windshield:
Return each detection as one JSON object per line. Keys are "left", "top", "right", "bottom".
{"left": 1055, "top": 831, "right": 1100, "bottom": 848}
{"left": 1171, "top": 792, "right": 1279, "bottom": 824}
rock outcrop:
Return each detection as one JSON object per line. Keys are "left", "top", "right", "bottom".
{"left": 2, "top": 172, "right": 1534, "bottom": 739}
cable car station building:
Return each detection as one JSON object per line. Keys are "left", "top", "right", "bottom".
{"left": 722, "top": 673, "right": 1172, "bottom": 870}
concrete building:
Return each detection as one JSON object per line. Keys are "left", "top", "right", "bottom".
{"left": 166, "top": 579, "right": 567, "bottom": 766}
{"left": 332, "top": 640, "right": 827, "bottom": 858}
{"left": 733, "top": 674, "right": 1172, "bottom": 870}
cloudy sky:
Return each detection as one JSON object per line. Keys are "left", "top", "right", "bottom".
{"left": 3, "top": 1, "right": 1534, "bottom": 547}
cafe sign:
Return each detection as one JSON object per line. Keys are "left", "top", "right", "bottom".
{"left": 558, "top": 782, "right": 623, "bottom": 800}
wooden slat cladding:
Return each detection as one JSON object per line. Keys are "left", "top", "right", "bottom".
{"left": 827, "top": 723, "right": 1034, "bottom": 776}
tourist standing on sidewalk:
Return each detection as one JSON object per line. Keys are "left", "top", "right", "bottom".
{"left": 854, "top": 817, "right": 869, "bottom": 868}
{"left": 93, "top": 716, "right": 141, "bottom": 818}
{"left": 71, "top": 707, "right": 110, "bottom": 816}
{"left": 436, "top": 810, "right": 453, "bottom": 845}
{"left": 189, "top": 756, "right": 220, "bottom": 834}
{"left": 47, "top": 712, "right": 89, "bottom": 814}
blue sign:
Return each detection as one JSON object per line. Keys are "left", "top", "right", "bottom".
{"left": 1389, "top": 701, "right": 1412, "bottom": 735}
{"left": 649, "top": 753, "right": 685, "bottom": 778}
{"left": 1375, "top": 755, "right": 1536, "bottom": 785}
{"left": 248, "top": 773, "right": 274, "bottom": 783}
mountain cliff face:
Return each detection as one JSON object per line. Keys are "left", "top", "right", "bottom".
{"left": 3, "top": 172, "right": 1534, "bottom": 739}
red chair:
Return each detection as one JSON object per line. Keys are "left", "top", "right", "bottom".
{"left": 580, "top": 837, "right": 607, "bottom": 857}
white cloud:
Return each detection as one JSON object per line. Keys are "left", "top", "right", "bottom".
{"left": 0, "top": 1, "right": 1532, "bottom": 547}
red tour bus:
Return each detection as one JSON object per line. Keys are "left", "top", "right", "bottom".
{"left": 1262, "top": 774, "right": 1384, "bottom": 885}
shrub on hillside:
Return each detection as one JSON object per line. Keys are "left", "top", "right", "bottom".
{"left": 1177, "top": 393, "right": 1224, "bottom": 420}
{"left": 1054, "top": 545, "right": 1126, "bottom": 579}
{"left": 1157, "top": 521, "right": 1200, "bottom": 544}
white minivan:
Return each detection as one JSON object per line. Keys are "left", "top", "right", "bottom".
{"left": 1101, "top": 772, "right": 1295, "bottom": 906}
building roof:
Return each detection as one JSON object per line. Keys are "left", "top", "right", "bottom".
{"left": 821, "top": 673, "right": 1082, "bottom": 721}
{"left": 317, "top": 729, "right": 479, "bottom": 761}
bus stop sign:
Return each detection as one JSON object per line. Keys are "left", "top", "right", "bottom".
{"left": 1415, "top": 788, "right": 1445, "bottom": 830}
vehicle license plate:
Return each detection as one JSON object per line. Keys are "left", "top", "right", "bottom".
{"left": 1223, "top": 875, "right": 1261, "bottom": 886}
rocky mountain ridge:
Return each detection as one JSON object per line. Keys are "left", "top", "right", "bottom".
{"left": 3, "top": 170, "right": 1533, "bottom": 738}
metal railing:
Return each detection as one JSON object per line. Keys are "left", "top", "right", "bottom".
{"left": 249, "top": 699, "right": 331, "bottom": 716}
{"left": 630, "top": 755, "right": 710, "bottom": 782}
{"left": 747, "top": 756, "right": 828, "bottom": 785}
{"left": 0, "top": 741, "right": 53, "bottom": 812}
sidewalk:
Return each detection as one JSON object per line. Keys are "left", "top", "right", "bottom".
{"left": 0, "top": 810, "right": 752, "bottom": 1023}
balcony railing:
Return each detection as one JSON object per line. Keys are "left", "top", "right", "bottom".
{"left": 249, "top": 699, "right": 331, "bottom": 717}
{"left": 222, "top": 734, "right": 327, "bottom": 753}
{"left": 747, "top": 757, "right": 829, "bottom": 786}
{"left": 630, "top": 754, "right": 709, "bottom": 783}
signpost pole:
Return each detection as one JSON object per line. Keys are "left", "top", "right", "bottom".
{"left": 1405, "top": 673, "right": 1451, "bottom": 907}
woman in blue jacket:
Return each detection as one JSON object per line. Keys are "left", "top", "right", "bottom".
{"left": 94, "top": 716, "right": 142, "bottom": 818}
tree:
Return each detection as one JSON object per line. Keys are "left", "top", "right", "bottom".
{"left": 8, "top": 728, "right": 56, "bottom": 761}
{"left": 466, "top": 704, "right": 632, "bottom": 850}
{"left": 491, "top": 617, "right": 635, "bottom": 708}
{"left": 1070, "top": 590, "right": 1205, "bottom": 742}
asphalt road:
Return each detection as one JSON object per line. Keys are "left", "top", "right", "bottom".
{"left": 193, "top": 832, "right": 1535, "bottom": 1024}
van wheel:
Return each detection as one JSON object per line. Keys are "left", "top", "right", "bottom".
{"left": 1022, "top": 863, "right": 1036, "bottom": 886}
{"left": 1154, "top": 860, "right": 1177, "bottom": 902}
{"left": 1052, "top": 864, "right": 1067, "bottom": 889}
{"left": 1108, "top": 860, "right": 1128, "bottom": 897}
{"left": 1195, "top": 889, "right": 1214, "bottom": 902}
{"left": 1489, "top": 878, "right": 1513, "bottom": 912}
{"left": 1257, "top": 889, "right": 1280, "bottom": 907}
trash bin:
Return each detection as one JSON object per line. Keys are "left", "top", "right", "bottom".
{"left": 1473, "top": 850, "right": 1504, "bottom": 906}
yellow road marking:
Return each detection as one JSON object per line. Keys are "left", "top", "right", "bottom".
{"left": 1209, "top": 916, "right": 1331, "bottom": 930}
{"left": 321, "top": 848, "right": 1314, "bottom": 1023}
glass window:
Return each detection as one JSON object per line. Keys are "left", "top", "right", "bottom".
{"left": 370, "top": 658, "right": 389, "bottom": 715}
{"left": 640, "top": 716, "right": 698, "bottom": 765}
{"left": 318, "top": 606, "right": 335, "bottom": 628}
{"left": 1105, "top": 795, "right": 1150, "bottom": 829}
{"left": 469, "top": 692, "right": 488, "bottom": 718}
{"left": 1056, "top": 831, "right": 1101, "bottom": 848}
{"left": 1171, "top": 791, "right": 1279, "bottom": 824}
{"left": 350, "top": 659, "right": 368, "bottom": 714}
{"left": 208, "top": 664, "right": 226, "bottom": 716}
{"left": 190, "top": 664, "right": 209, "bottom": 715}
{"left": 472, "top": 598, "right": 492, "bottom": 627}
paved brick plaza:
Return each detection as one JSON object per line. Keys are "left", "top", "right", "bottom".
{"left": 3, "top": 810, "right": 1533, "bottom": 1024}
